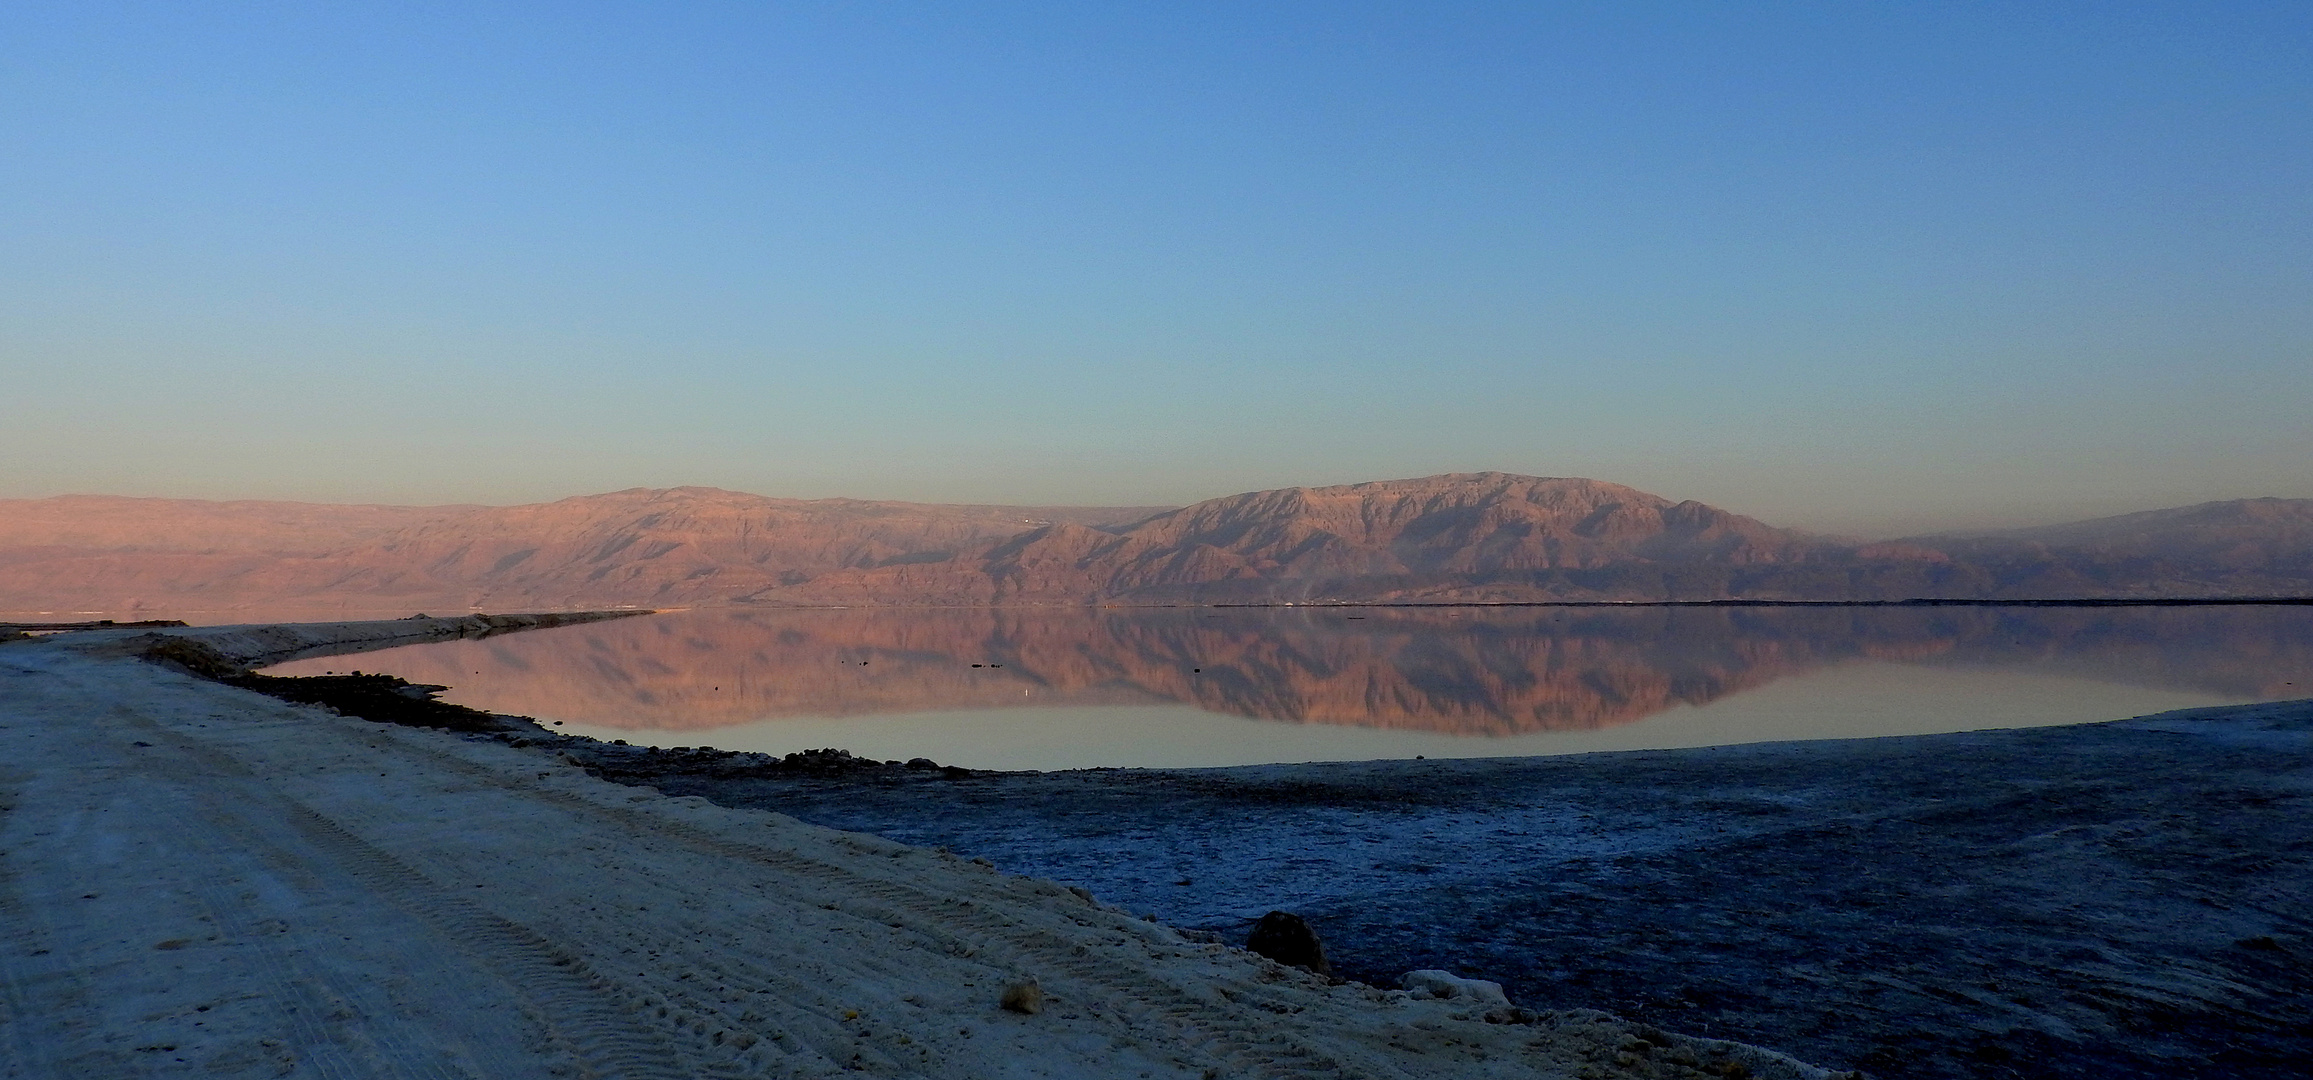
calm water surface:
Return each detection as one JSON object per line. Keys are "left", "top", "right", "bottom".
{"left": 263, "top": 605, "right": 2313, "bottom": 769}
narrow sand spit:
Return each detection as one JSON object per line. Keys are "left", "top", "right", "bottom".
{"left": 0, "top": 619, "right": 1834, "bottom": 1080}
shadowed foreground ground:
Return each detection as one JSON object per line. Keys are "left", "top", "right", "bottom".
{"left": 0, "top": 619, "right": 1836, "bottom": 1080}
{"left": 587, "top": 701, "right": 2313, "bottom": 1080}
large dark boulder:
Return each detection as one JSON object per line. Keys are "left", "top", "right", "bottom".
{"left": 1245, "top": 911, "right": 1332, "bottom": 976}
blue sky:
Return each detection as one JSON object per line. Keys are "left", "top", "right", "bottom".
{"left": 2, "top": 2, "right": 2306, "bottom": 535}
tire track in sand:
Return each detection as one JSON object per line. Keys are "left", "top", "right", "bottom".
{"left": 385, "top": 735, "right": 1395, "bottom": 1080}
{"left": 0, "top": 768, "right": 106, "bottom": 1080}
{"left": 116, "top": 705, "right": 692, "bottom": 1080}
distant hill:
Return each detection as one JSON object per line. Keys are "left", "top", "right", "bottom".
{"left": 0, "top": 488, "right": 1167, "bottom": 617}
{"left": 1902, "top": 498, "right": 2313, "bottom": 599}
{"left": 0, "top": 494, "right": 470, "bottom": 552}
{"left": 3, "top": 479, "right": 2308, "bottom": 618}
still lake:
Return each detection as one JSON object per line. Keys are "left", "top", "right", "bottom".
{"left": 262, "top": 604, "right": 2313, "bottom": 770}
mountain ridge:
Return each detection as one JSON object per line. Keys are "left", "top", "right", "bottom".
{"left": 4, "top": 476, "right": 2309, "bottom": 616}
{"left": 753, "top": 473, "right": 1848, "bottom": 605}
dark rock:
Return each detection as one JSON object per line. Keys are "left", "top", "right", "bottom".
{"left": 133, "top": 635, "right": 250, "bottom": 680}
{"left": 1000, "top": 978, "right": 1044, "bottom": 1014}
{"left": 1245, "top": 911, "right": 1331, "bottom": 976}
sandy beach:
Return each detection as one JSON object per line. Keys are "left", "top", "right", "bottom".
{"left": 0, "top": 618, "right": 1835, "bottom": 1080}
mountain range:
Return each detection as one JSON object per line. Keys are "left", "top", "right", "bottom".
{"left": 3, "top": 474, "right": 2309, "bottom": 617}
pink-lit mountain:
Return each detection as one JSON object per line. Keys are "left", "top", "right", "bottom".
{"left": 3, "top": 475, "right": 2308, "bottom": 617}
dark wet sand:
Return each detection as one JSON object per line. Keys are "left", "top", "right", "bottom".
{"left": 547, "top": 701, "right": 2313, "bottom": 1080}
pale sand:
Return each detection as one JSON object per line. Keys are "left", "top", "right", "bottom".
{"left": 0, "top": 619, "right": 1836, "bottom": 1080}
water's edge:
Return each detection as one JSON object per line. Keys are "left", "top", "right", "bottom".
{"left": 566, "top": 700, "right": 2313, "bottom": 1080}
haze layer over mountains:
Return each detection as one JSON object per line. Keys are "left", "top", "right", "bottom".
{"left": 4, "top": 473, "right": 2310, "bottom": 617}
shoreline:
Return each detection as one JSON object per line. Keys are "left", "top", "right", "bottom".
{"left": 11, "top": 615, "right": 2308, "bottom": 1078}
{"left": 511, "top": 700, "right": 2313, "bottom": 1079}
{"left": 10, "top": 596, "right": 2313, "bottom": 629}
{"left": 1, "top": 617, "right": 1838, "bottom": 1080}
{"left": 748, "top": 597, "right": 2313, "bottom": 610}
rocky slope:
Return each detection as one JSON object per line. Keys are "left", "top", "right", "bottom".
{"left": 754, "top": 474, "right": 1987, "bottom": 604}
{"left": 756, "top": 479, "right": 2313, "bottom": 604}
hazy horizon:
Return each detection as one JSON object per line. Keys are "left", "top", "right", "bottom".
{"left": 9, "top": 472, "right": 2308, "bottom": 543}
{"left": 4, "top": 4, "right": 2307, "bottom": 538}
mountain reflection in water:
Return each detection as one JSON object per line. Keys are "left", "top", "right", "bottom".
{"left": 265, "top": 605, "right": 2313, "bottom": 737}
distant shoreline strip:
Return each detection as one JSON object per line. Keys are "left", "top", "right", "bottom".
{"left": 1183, "top": 597, "right": 2313, "bottom": 609}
